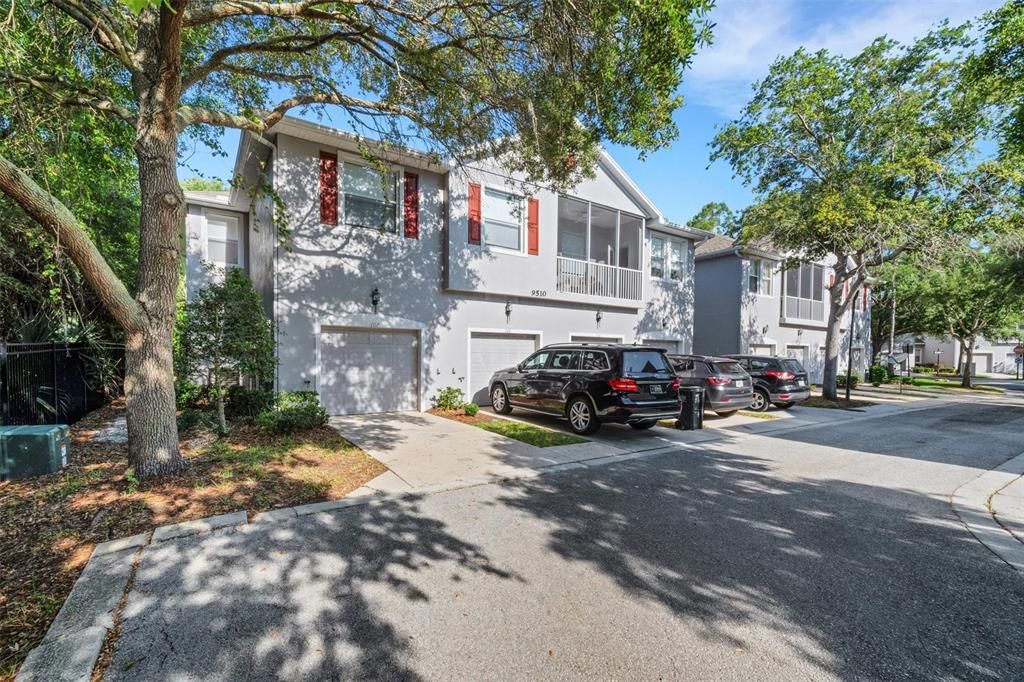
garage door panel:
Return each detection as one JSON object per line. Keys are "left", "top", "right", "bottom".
{"left": 642, "top": 339, "right": 679, "bottom": 353}
{"left": 320, "top": 329, "right": 418, "bottom": 415}
{"left": 470, "top": 333, "right": 538, "bottom": 405}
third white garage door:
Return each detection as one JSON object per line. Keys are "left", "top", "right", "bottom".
{"left": 469, "top": 332, "right": 539, "bottom": 405}
{"left": 319, "top": 328, "right": 419, "bottom": 415}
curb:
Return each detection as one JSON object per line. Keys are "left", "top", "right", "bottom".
{"left": 951, "top": 451, "right": 1024, "bottom": 573}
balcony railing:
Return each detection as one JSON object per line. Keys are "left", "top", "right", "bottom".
{"left": 556, "top": 256, "right": 643, "bottom": 301}
{"left": 784, "top": 296, "right": 825, "bottom": 322}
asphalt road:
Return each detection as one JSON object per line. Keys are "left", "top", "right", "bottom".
{"left": 109, "top": 401, "right": 1024, "bottom": 680}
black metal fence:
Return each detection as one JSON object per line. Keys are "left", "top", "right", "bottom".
{"left": 0, "top": 342, "right": 123, "bottom": 426}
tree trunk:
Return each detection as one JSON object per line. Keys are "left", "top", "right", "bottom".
{"left": 961, "top": 339, "right": 974, "bottom": 389}
{"left": 822, "top": 264, "right": 856, "bottom": 401}
{"left": 125, "top": 4, "right": 188, "bottom": 477}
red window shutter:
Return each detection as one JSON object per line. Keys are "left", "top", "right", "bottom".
{"left": 403, "top": 171, "right": 419, "bottom": 239}
{"left": 527, "top": 197, "right": 539, "bottom": 255}
{"left": 468, "top": 183, "right": 482, "bottom": 244}
{"left": 319, "top": 151, "right": 338, "bottom": 225}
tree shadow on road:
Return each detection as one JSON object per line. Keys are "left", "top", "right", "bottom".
{"left": 107, "top": 494, "right": 520, "bottom": 681}
{"left": 496, "top": 447, "right": 1024, "bottom": 679}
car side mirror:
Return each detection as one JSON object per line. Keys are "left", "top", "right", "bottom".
{"left": 516, "top": 363, "right": 524, "bottom": 372}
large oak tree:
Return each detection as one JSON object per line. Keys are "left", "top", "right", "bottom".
{"left": 1, "top": 0, "right": 713, "bottom": 476}
{"left": 711, "top": 29, "right": 991, "bottom": 399}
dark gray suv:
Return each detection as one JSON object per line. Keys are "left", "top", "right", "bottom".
{"left": 667, "top": 354, "right": 754, "bottom": 416}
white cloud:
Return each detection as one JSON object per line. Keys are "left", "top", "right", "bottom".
{"left": 687, "top": 0, "right": 1002, "bottom": 117}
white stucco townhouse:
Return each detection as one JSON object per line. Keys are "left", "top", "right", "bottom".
{"left": 182, "top": 117, "right": 708, "bottom": 415}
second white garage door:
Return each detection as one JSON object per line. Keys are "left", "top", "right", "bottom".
{"left": 469, "top": 332, "right": 539, "bottom": 405}
{"left": 642, "top": 338, "right": 679, "bottom": 353}
{"left": 319, "top": 328, "right": 419, "bottom": 415}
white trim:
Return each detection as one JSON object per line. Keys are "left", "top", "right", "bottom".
{"left": 479, "top": 181, "right": 527, "bottom": 257}
{"left": 466, "top": 327, "right": 543, "bottom": 405}
{"left": 316, "top": 321, "right": 424, "bottom": 413}
{"left": 570, "top": 333, "right": 625, "bottom": 343}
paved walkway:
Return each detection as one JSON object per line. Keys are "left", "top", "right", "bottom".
{"left": 992, "top": 471, "right": 1024, "bottom": 542}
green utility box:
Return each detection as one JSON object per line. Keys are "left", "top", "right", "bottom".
{"left": 0, "top": 425, "right": 71, "bottom": 481}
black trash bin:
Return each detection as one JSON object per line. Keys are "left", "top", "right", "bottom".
{"left": 677, "top": 386, "right": 704, "bottom": 430}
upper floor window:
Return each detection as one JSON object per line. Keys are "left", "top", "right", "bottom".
{"left": 650, "top": 233, "right": 689, "bottom": 282}
{"left": 483, "top": 187, "right": 523, "bottom": 251}
{"left": 342, "top": 162, "right": 398, "bottom": 233}
{"left": 784, "top": 263, "right": 825, "bottom": 322}
{"left": 205, "top": 211, "right": 243, "bottom": 268}
{"left": 557, "top": 196, "right": 643, "bottom": 270}
{"left": 748, "top": 258, "right": 773, "bottom": 295}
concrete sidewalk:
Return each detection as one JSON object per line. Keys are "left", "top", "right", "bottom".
{"left": 991, "top": 472, "right": 1024, "bottom": 543}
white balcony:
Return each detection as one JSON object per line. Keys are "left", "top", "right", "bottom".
{"left": 556, "top": 256, "right": 643, "bottom": 301}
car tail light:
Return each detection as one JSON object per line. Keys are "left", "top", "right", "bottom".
{"left": 764, "top": 370, "right": 795, "bottom": 381}
{"left": 671, "top": 377, "right": 680, "bottom": 391}
{"left": 706, "top": 376, "right": 732, "bottom": 386}
{"left": 778, "top": 395, "right": 791, "bottom": 400}
{"left": 608, "top": 377, "right": 639, "bottom": 393}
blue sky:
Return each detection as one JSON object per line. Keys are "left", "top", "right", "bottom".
{"left": 179, "top": 0, "right": 1000, "bottom": 224}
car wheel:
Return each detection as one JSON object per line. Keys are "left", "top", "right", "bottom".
{"left": 566, "top": 396, "right": 600, "bottom": 435}
{"left": 491, "top": 384, "right": 512, "bottom": 414}
{"left": 749, "top": 389, "right": 770, "bottom": 412}
{"left": 715, "top": 410, "right": 739, "bottom": 417}
{"left": 777, "top": 401, "right": 796, "bottom": 410}
{"left": 629, "top": 420, "right": 658, "bottom": 430}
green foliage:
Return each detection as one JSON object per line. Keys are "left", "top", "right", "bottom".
{"left": 836, "top": 373, "right": 859, "bottom": 389}
{"left": 179, "top": 269, "right": 275, "bottom": 431}
{"left": 688, "top": 202, "right": 741, "bottom": 238}
{"left": 868, "top": 364, "right": 888, "bottom": 386}
{"left": 916, "top": 366, "right": 935, "bottom": 375}
{"left": 224, "top": 386, "right": 276, "bottom": 421}
{"left": 255, "top": 391, "right": 329, "bottom": 434}
{"left": 463, "top": 403, "right": 480, "bottom": 417}
{"left": 177, "top": 407, "right": 216, "bottom": 432}
{"left": 432, "top": 387, "right": 465, "bottom": 410}
{"left": 175, "top": 381, "right": 209, "bottom": 409}
{"left": 967, "top": 1, "right": 1024, "bottom": 156}
{"left": 180, "top": 176, "right": 228, "bottom": 192}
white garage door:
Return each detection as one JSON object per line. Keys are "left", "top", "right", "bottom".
{"left": 319, "top": 329, "right": 418, "bottom": 415}
{"left": 469, "top": 332, "right": 539, "bottom": 405}
{"left": 642, "top": 338, "right": 679, "bottom": 353}
{"left": 971, "top": 353, "right": 993, "bottom": 376}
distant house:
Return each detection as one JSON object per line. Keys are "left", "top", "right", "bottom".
{"left": 902, "top": 331, "right": 1023, "bottom": 375}
{"left": 182, "top": 117, "right": 709, "bottom": 415}
{"left": 692, "top": 235, "right": 871, "bottom": 384}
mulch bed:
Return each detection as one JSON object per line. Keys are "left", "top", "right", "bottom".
{"left": 0, "top": 403, "right": 384, "bottom": 680}
{"left": 427, "top": 407, "right": 501, "bottom": 425}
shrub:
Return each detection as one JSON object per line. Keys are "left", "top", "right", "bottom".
{"left": 224, "top": 385, "right": 275, "bottom": 421}
{"left": 937, "top": 367, "right": 956, "bottom": 375}
{"left": 836, "top": 373, "right": 859, "bottom": 389}
{"left": 177, "top": 408, "right": 215, "bottom": 432}
{"left": 464, "top": 403, "right": 479, "bottom": 417}
{"left": 432, "top": 387, "right": 465, "bottom": 410}
{"left": 256, "top": 391, "right": 329, "bottom": 434}
{"left": 915, "top": 366, "right": 934, "bottom": 375}
{"left": 175, "top": 381, "right": 209, "bottom": 409}
{"left": 868, "top": 364, "right": 888, "bottom": 386}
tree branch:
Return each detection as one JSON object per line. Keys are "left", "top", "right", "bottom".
{"left": 0, "top": 154, "right": 145, "bottom": 334}
{"left": 7, "top": 75, "right": 136, "bottom": 123}
{"left": 50, "top": 0, "right": 137, "bottom": 72}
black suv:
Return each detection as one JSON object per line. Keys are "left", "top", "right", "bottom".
{"left": 723, "top": 354, "right": 810, "bottom": 411}
{"left": 488, "top": 344, "right": 681, "bottom": 435}
{"left": 667, "top": 354, "right": 754, "bottom": 416}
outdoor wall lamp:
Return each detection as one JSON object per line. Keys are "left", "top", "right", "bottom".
{"left": 596, "top": 310, "right": 603, "bottom": 326}
{"left": 662, "top": 317, "right": 669, "bottom": 329}
{"left": 505, "top": 300, "right": 512, "bottom": 323}
{"left": 762, "top": 325, "right": 769, "bottom": 336}
{"left": 371, "top": 287, "right": 381, "bottom": 313}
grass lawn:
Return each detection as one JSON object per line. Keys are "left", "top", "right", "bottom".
{"left": 909, "top": 377, "right": 1004, "bottom": 393}
{"left": 801, "top": 396, "right": 876, "bottom": 409}
{"left": 736, "top": 410, "right": 781, "bottom": 420}
{"left": 429, "top": 408, "right": 586, "bottom": 447}
{"left": 0, "top": 403, "right": 384, "bottom": 680}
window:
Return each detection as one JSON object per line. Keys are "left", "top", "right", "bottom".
{"left": 622, "top": 350, "right": 673, "bottom": 376}
{"left": 521, "top": 351, "right": 550, "bottom": 371}
{"left": 342, "top": 162, "right": 398, "bottom": 232}
{"left": 580, "top": 351, "right": 610, "bottom": 371}
{"left": 748, "top": 259, "right": 773, "bottom": 295}
{"left": 483, "top": 187, "right": 523, "bottom": 251}
{"left": 784, "top": 263, "right": 825, "bottom": 321}
{"left": 556, "top": 196, "right": 643, "bottom": 268}
{"left": 206, "top": 212, "right": 242, "bottom": 267}
{"left": 549, "top": 350, "right": 580, "bottom": 371}
{"left": 650, "top": 233, "right": 688, "bottom": 281}
{"left": 670, "top": 357, "right": 695, "bottom": 372}
{"left": 650, "top": 235, "right": 666, "bottom": 279}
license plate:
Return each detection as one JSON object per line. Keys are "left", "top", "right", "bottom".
{"left": 797, "top": 380, "right": 805, "bottom": 386}
{"left": 735, "top": 380, "right": 744, "bottom": 387}
{"left": 650, "top": 384, "right": 664, "bottom": 395}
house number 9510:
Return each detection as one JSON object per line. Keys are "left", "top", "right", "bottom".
{"left": 531, "top": 289, "right": 548, "bottom": 297}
